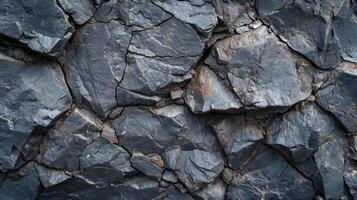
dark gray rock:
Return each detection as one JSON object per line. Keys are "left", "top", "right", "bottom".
{"left": 113, "top": 105, "right": 221, "bottom": 154}
{"left": 119, "top": 18, "right": 205, "bottom": 96}
{"left": 210, "top": 115, "right": 264, "bottom": 169}
{"left": 0, "top": 53, "right": 71, "bottom": 170}
{"left": 162, "top": 170, "right": 178, "bottom": 183}
{"left": 205, "top": 26, "right": 313, "bottom": 110}
{"left": 350, "top": 135, "right": 357, "bottom": 161}
{"left": 57, "top": 0, "right": 95, "bottom": 25}
{"left": 344, "top": 161, "right": 357, "bottom": 199}
{"left": 0, "top": 0, "right": 73, "bottom": 55}
{"left": 316, "top": 62, "right": 357, "bottom": 132}
{"left": 193, "top": 178, "right": 226, "bottom": 200}
{"left": 185, "top": 65, "right": 242, "bottom": 113}
{"left": 65, "top": 21, "right": 131, "bottom": 118}
{"left": 163, "top": 146, "right": 182, "bottom": 170}
{"left": 116, "top": 86, "right": 162, "bottom": 106}
{"left": 227, "top": 146, "right": 316, "bottom": 200}
{"left": 35, "top": 164, "right": 70, "bottom": 188}
{"left": 0, "top": 162, "right": 40, "bottom": 200}
{"left": 38, "top": 130, "right": 90, "bottom": 171}
{"left": 153, "top": 0, "right": 218, "bottom": 35}
{"left": 95, "top": 0, "right": 170, "bottom": 28}
{"left": 175, "top": 150, "right": 224, "bottom": 191}
{"left": 78, "top": 137, "right": 137, "bottom": 184}
{"left": 39, "top": 176, "right": 161, "bottom": 200}
{"left": 267, "top": 102, "right": 345, "bottom": 199}
{"left": 257, "top": 0, "right": 357, "bottom": 68}
{"left": 131, "top": 152, "right": 163, "bottom": 180}
{"left": 58, "top": 107, "right": 102, "bottom": 139}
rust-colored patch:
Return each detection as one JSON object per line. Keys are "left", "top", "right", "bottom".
{"left": 189, "top": 66, "right": 213, "bottom": 97}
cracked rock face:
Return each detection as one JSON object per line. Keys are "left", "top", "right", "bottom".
{"left": 0, "top": 0, "right": 356, "bottom": 199}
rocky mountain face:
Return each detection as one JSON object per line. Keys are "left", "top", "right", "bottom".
{"left": 0, "top": 0, "right": 356, "bottom": 199}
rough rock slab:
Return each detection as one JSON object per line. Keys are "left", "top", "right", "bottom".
{"left": 0, "top": 53, "right": 71, "bottom": 170}
{"left": 0, "top": 0, "right": 73, "bottom": 55}
{"left": 205, "top": 26, "right": 313, "bottom": 110}
{"left": 316, "top": 62, "right": 357, "bottom": 132}
{"left": 58, "top": 0, "right": 95, "bottom": 25}
{"left": 65, "top": 21, "right": 131, "bottom": 118}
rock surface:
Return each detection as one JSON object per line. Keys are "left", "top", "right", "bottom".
{"left": 0, "top": 0, "right": 355, "bottom": 199}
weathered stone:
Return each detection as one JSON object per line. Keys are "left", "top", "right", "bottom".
{"left": 113, "top": 105, "right": 220, "bottom": 154}
{"left": 0, "top": 0, "right": 73, "bottom": 55}
{"left": 163, "top": 146, "right": 182, "bottom": 170}
{"left": 35, "top": 164, "right": 70, "bottom": 188}
{"left": 0, "top": 162, "right": 40, "bottom": 200}
{"left": 153, "top": 0, "right": 218, "bottom": 35}
{"left": 222, "top": 168, "right": 234, "bottom": 184}
{"left": 175, "top": 150, "right": 224, "bottom": 191}
{"left": 205, "top": 26, "right": 313, "bottom": 110}
{"left": 58, "top": 107, "right": 102, "bottom": 140}
{"left": 160, "top": 186, "right": 194, "bottom": 200}
{"left": 58, "top": 0, "right": 94, "bottom": 25}
{"left": 350, "top": 135, "right": 357, "bottom": 161}
{"left": 131, "top": 152, "right": 163, "bottom": 180}
{"left": 38, "top": 130, "right": 89, "bottom": 171}
{"left": 227, "top": 146, "right": 315, "bottom": 200}
{"left": 0, "top": 53, "right": 71, "bottom": 170}
{"left": 119, "top": 18, "right": 205, "bottom": 96}
{"left": 316, "top": 63, "right": 357, "bottom": 132}
{"left": 193, "top": 178, "right": 226, "bottom": 200}
{"left": 79, "top": 138, "right": 136, "bottom": 184}
{"left": 267, "top": 102, "right": 345, "bottom": 199}
{"left": 95, "top": 0, "right": 170, "bottom": 28}
{"left": 210, "top": 115, "right": 264, "bottom": 169}
{"left": 344, "top": 161, "right": 357, "bottom": 199}
{"left": 65, "top": 21, "right": 131, "bottom": 118}
{"left": 185, "top": 65, "right": 242, "bottom": 113}
{"left": 101, "top": 122, "right": 118, "bottom": 144}
{"left": 39, "top": 176, "right": 161, "bottom": 200}
{"left": 257, "top": 0, "right": 357, "bottom": 68}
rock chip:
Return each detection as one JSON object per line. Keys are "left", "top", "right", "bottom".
{"left": 344, "top": 161, "right": 357, "bottom": 199}
{"left": 193, "top": 178, "right": 226, "bottom": 200}
{"left": 0, "top": 53, "right": 71, "bottom": 170}
{"left": 65, "top": 21, "right": 131, "bottom": 118}
{"left": 316, "top": 63, "right": 357, "bottom": 132}
{"left": 0, "top": 0, "right": 73, "bottom": 55}
{"left": 205, "top": 26, "right": 313, "bottom": 110}
{"left": 35, "top": 164, "right": 70, "bottom": 188}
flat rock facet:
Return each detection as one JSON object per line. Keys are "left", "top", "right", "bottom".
{"left": 205, "top": 26, "right": 313, "bottom": 110}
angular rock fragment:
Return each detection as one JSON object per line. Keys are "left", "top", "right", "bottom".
{"left": 116, "top": 86, "right": 162, "bottom": 106}
{"left": 79, "top": 138, "right": 136, "bottom": 184}
{"left": 205, "top": 26, "right": 313, "bottom": 110}
{"left": 316, "top": 63, "right": 357, "bottom": 132}
{"left": 350, "top": 135, "right": 357, "bottom": 161}
{"left": 175, "top": 150, "right": 224, "bottom": 191}
{"left": 38, "top": 130, "right": 90, "bottom": 171}
{"left": 113, "top": 105, "right": 221, "bottom": 154}
{"left": 131, "top": 152, "right": 163, "bottom": 180}
{"left": 35, "top": 164, "right": 70, "bottom": 188}
{"left": 0, "top": 0, "right": 73, "bottom": 55}
{"left": 119, "top": 18, "right": 205, "bottom": 96}
{"left": 39, "top": 176, "right": 161, "bottom": 200}
{"left": 210, "top": 115, "right": 264, "bottom": 169}
{"left": 58, "top": 0, "right": 95, "bottom": 25}
{"left": 163, "top": 146, "right": 182, "bottom": 170}
{"left": 257, "top": 0, "right": 357, "bottom": 68}
{"left": 193, "top": 178, "right": 226, "bottom": 200}
{"left": 267, "top": 102, "right": 345, "bottom": 199}
{"left": 0, "top": 53, "right": 71, "bottom": 170}
{"left": 0, "top": 162, "right": 41, "bottom": 200}
{"left": 65, "top": 21, "right": 131, "bottom": 118}
{"left": 227, "top": 146, "right": 315, "bottom": 200}
{"left": 95, "top": 0, "right": 170, "bottom": 28}
{"left": 162, "top": 170, "right": 178, "bottom": 183}
{"left": 185, "top": 65, "right": 242, "bottom": 113}
{"left": 153, "top": 0, "right": 218, "bottom": 35}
